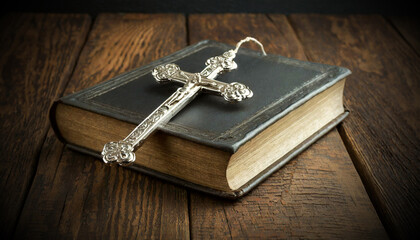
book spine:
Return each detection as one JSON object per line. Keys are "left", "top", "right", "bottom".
{"left": 49, "top": 100, "right": 68, "bottom": 144}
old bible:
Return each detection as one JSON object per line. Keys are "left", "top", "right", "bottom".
{"left": 50, "top": 40, "right": 350, "bottom": 198}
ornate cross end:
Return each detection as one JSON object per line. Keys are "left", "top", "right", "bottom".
{"left": 102, "top": 141, "right": 136, "bottom": 166}
{"left": 201, "top": 50, "right": 238, "bottom": 77}
{"left": 102, "top": 37, "right": 265, "bottom": 166}
{"left": 219, "top": 82, "right": 253, "bottom": 102}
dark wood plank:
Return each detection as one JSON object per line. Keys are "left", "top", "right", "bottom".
{"left": 188, "top": 13, "right": 387, "bottom": 239}
{"left": 15, "top": 14, "right": 190, "bottom": 239}
{"left": 0, "top": 13, "right": 91, "bottom": 239}
{"left": 285, "top": 14, "right": 420, "bottom": 239}
{"left": 388, "top": 16, "right": 420, "bottom": 55}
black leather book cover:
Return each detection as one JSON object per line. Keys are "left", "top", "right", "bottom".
{"left": 51, "top": 40, "right": 350, "bottom": 198}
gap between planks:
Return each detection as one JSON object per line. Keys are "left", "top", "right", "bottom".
{"left": 0, "top": 14, "right": 92, "bottom": 239}
{"left": 11, "top": 18, "right": 95, "bottom": 239}
{"left": 13, "top": 13, "right": 190, "bottom": 240}
{"left": 282, "top": 13, "right": 388, "bottom": 232}
{"left": 284, "top": 13, "right": 420, "bottom": 239}
{"left": 187, "top": 13, "right": 387, "bottom": 239}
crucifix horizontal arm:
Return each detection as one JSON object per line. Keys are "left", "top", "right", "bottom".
{"left": 152, "top": 63, "right": 253, "bottom": 102}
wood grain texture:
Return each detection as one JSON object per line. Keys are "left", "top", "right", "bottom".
{"left": 15, "top": 14, "right": 190, "bottom": 239}
{"left": 285, "top": 14, "right": 420, "bottom": 239}
{"left": 192, "top": 131, "right": 387, "bottom": 239}
{"left": 189, "top": 14, "right": 307, "bottom": 61}
{"left": 0, "top": 13, "right": 91, "bottom": 239}
{"left": 388, "top": 16, "right": 420, "bottom": 55}
{"left": 188, "top": 14, "right": 387, "bottom": 239}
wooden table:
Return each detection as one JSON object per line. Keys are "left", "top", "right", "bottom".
{"left": 0, "top": 13, "right": 418, "bottom": 239}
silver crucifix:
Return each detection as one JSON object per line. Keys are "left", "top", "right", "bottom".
{"left": 101, "top": 37, "right": 266, "bottom": 166}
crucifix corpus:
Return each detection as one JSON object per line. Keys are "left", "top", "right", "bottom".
{"left": 101, "top": 37, "right": 267, "bottom": 166}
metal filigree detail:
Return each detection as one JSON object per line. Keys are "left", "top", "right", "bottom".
{"left": 125, "top": 106, "right": 169, "bottom": 145}
{"left": 152, "top": 63, "right": 180, "bottom": 82}
{"left": 102, "top": 141, "right": 135, "bottom": 166}
{"left": 220, "top": 82, "right": 254, "bottom": 102}
{"left": 201, "top": 50, "right": 237, "bottom": 77}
